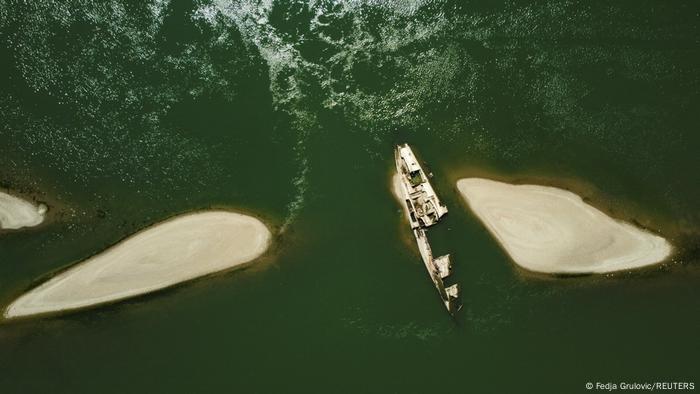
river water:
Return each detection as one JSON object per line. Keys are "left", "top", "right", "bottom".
{"left": 0, "top": 1, "right": 698, "bottom": 392}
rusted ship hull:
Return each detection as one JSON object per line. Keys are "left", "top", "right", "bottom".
{"left": 395, "top": 143, "right": 461, "bottom": 314}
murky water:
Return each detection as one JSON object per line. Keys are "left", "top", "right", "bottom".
{"left": 0, "top": 1, "right": 698, "bottom": 392}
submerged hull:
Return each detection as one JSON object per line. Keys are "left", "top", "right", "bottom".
{"left": 394, "top": 143, "right": 461, "bottom": 314}
{"left": 413, "top": 228, "right": 461, "bottom": 314}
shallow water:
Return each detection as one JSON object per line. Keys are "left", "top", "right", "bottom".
{"left": 0, "top": 1, "right": 698, "bottom": 392}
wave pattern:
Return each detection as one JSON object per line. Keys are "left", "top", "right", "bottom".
{"left": 1, "top": 0, "right": 697, "bottom": 228}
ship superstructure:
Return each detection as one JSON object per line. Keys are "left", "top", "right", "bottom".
{"left": 394, "top": 143, "right": 461, "bottom": 314}
{"left": 395, "top": 144, "right": 448, "bottom": 229}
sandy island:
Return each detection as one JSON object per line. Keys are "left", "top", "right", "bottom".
{"left": 5, "top": 210, "right": 271, "bottom": 318}
{"left": 0, "top": 192, "right": 47, "bottom": 230}
{"left": 456, "top": 178, "right": 672, "bottom": 274}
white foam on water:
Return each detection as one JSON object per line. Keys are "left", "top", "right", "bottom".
{"left": 200, "top": 0, "right": 317, "bottom": 229}
{"left": 195, "top": 1, "right": 461, "bottom": 228}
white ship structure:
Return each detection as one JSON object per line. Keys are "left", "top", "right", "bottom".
{"left": 394, "top": 144, "right": 448, "bottom": 228}
{"left": 395, "top": 143, "right": 461, "bottom": 314}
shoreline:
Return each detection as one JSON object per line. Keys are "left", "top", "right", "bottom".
{"left": 444, "top": 163, "right": 690, "bottom": 241}
{"left": 0, "top": 191, "right": 47, "bottom": 230}
{"left": 456, "top": 178, "right": 673, "bottom": 274}
{"left": 445, "top": 163, "right": 700, "bottom": 264}
{"left": 0, "top": 181, "right": 73, "bottom": 234}
{"left": 4, "top": 210, "right": 272, "bottom": 319}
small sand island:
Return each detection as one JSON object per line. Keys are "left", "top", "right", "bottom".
{"left": 5, "top": 210, "right": 271, "bottom": 319}
{"left": 457, "top": 178, "right": 672, "bottom": 274}
{"left": 0, "top": 191, "right": 47, "bottom": 230}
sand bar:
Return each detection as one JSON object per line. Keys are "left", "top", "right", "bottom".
{"left": 0, "top": 191, "right": 47, "bottom": 230}
{"left": 391, "top": 173, "right": 410, "bottom": 216}
{"left": 5, "top": 210, "right": 271, "bottom": 318}
{"left": 456, "top": 178, "right": 672, "bottom": 274}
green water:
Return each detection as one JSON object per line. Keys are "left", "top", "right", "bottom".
{"left": 1, "top": 1, "right": 698, "bottom": 392}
